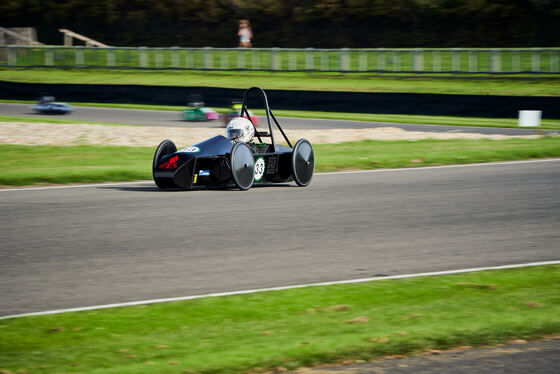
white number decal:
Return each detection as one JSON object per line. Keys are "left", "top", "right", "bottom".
{"left": 254, "top": 158, "right": 265, "bottom": 181}
{"left": 178, "top": 146, "right": 200, "bottom": 153}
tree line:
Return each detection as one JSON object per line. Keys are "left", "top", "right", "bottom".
{"left": 1, "top": 0, "right": 558, "bottom": 48}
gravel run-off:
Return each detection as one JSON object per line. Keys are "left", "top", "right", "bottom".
{"left": 0, "top": 122, "right": 541, "bottom": 147}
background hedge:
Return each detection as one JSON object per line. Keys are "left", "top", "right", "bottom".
{"left": 1, "top": 0, "right": 559, "bottom": 48}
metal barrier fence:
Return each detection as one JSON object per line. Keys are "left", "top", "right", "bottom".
{"left": 1, "top": 46, "right": 559, "bottom": 73}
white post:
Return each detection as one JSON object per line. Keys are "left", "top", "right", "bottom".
{"left": 237, "top": 48, "right": 245, "bottom": 69}
{"left": 8, "top": 47, "right": 16, "bottom": 66}
{"left": 272, "top": 48, "right": 280, "bottom": 70}
{"left": 468, "top": 51, "right": 477, "bottom": 72}
{"left": 377, "top": 48, "right": 385, "bottom": 71}
{"left": 107, "top": 48, "right": 115, "bottom": 67}
{"left": 289, "top": 50, "right": 296, "bottom": 70}
{"left": 518, "top": 110, "right": 542, "bottom": 127}
{"left": 220, "top": 50, "right": 227, "bottom": 69}
{"left": 155, "top": 48, "right": 164, "bottom": 67}
{"left": 75, "top": 47, "right": 84, "bottom": 66}
{"left": 139, "top": 47, "right": 147, "bottom": 68}
{"left": 491, "top": 48, "right": 500, "bottom": 73}
{"left": 551, "top": 51, "right": 559, "bottom": 73}
{"left": 531, "top": 48, "right": 540, "bottom": 72}
{"left": 306, "top": 48, "right": 314, "bottom": 70}
{"left": 393, "top": 50, "right": 400, "bottom": 71}
{"left": 512, "top": 50, "right": 520, "bottom": 72}
{"left": 204, "top": 47, "right": 212, "bottom": 69}
{"left": 45, "top": 49, "right": 54, "bottom": 66}
{"left": 359, "top": 50, "right": 367, "bottom": 71}
{"left": 186, "top": 50, "right": 193, "bottom": 68}
{"left": 452, "top": 49, "right": 460, "bottom": 72}
{"left": 414, "top": 48, "right": 423, "bottom": 72}
{"left": 321, "top": 50, "right": 328, "bottom": 71}
{"left": 171, "top": 47, "right": 179, "bottom": 67}
{"left": 341, "top": 48, "right": 350, "bottom": 71}
{"left": 64, "top": 33, "right": 72, "bottom": 46}
{"left": 433, "top": 50, "right": 441, "bottom": 72}
{"left": 252, "top": 49, "right": 258, "bottom": 70}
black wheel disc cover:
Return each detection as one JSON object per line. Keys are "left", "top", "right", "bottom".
{"left": 231, "top": 142, "right": 255, "bottom": 190}
{"left": 292, "top": 139, "right": 315, "bottom": 187}
{"left": 153, "top": 139, "right": 177, "bottom": 189}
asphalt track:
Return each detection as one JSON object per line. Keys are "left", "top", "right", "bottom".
{"left": 1, "top": 160, "right": 559, "bottom": 316}
{"left": 0, "top": 102, "right": 544, "bottom": 135}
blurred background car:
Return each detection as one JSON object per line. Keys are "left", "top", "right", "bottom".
{"left": 220, "top": 100, "right": 259, "bottom": 127}
{"left": 30, "top": 95, "right": 74, "bottom": 115}
{"left": 182, "top": 94, "right": 219, "bottom": 121}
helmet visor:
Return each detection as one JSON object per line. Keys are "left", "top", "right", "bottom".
{"left": 227, "top": 128, "right": 244, "bottom": 140}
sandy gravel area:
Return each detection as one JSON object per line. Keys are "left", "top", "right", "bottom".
{"left": 0, "top": 122, "right": 541, "bottom": 147}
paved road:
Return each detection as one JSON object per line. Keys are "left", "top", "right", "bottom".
{"left": 1, "top": 160, "right": 559, "bottom": 316}
{"left": 0, "top": 102, "right": 544, "bottom": 135}
{"left": 293, "top": 338, "right": 560, "bottom": 374}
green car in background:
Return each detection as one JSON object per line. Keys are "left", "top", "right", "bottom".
{"left": 181, "top": 94, "right": 219, "bottom": 122}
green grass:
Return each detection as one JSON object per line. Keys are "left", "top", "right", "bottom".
{"left": 1, "top": 68, "right": 560, "bottom": 96}
{"left": 0, "top": 145, "right": 151, "bottom": 186}
{"left": 1, "top": 265, "right": 559, "bottom": 374}
{"left": 314, "top": 137, "right": 560, "bottom": 171}
{"left": 1, "top": 138, "right": 559, "bottom": 186}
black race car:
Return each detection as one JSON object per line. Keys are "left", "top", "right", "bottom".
{"left": 152, "top": 87, "right": 314, "bottom": 190}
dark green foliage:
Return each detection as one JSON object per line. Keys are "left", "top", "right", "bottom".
{"left": 1, "top": 0, "right": 559, "bottom": 47}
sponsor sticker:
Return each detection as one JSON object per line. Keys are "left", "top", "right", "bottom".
{"left": 178, "top": 146, "right": 200, "bottom": 153}
{"left": 199, "top": 170, "right": 210, "bottom": 176}
{"left": 254, "top": 157, "right": 265, "bottom": 182}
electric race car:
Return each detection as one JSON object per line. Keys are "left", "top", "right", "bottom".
{"left": 153, "top": 87, "right": 314, "bottom": 190}
{"left": 31, "top": 96, "right": 73, "bottom": 114}
{"left": 181, "top": 94, "right": 219, "bottom": 121}
{"left": 220, "top": 101, "right": 260, "bottom": 127}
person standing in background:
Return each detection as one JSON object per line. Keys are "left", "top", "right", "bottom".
{"left": 238, "top": 20, "right": 252, "bottom": 48}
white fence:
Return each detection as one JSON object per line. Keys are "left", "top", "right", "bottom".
{"left": 1, "top": 46, "right": 559, "bottom": 73}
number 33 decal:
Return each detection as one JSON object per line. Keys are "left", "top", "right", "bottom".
{"left": 254, "top": 158, "right": 265, "bottom": 181}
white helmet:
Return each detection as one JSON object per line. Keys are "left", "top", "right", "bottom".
{"left": 226, "top": 117, "right": 254, "bottom": 143}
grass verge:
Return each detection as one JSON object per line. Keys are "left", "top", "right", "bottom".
{"left": 1, "top": 265, "right": 559, "bottom": 374}
{"left": 1, "top": 68, "right": 559, "bottom": 96}
{"left": 314, "top": 137, "right": 560, "bottom": 172}
{"left": 1, "top": 137, "right": 559, "bottom": 186}
{"left": 0, "top": 145, "right": 151, "bottom": 186}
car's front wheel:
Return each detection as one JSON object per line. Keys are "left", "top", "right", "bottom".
{"left": 153, "top": 139, "right": 177, "bottom": 189}
{"left": 230, "top": 142, "right": 255, "bottom": 191}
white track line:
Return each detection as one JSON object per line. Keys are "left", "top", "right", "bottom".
{"left": 1, "top": 158, "right": 559, "bottom": 193}
{"left": 2, "top": 260, "right": 559, "bottom": 320}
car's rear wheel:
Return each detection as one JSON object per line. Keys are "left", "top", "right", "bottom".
{"left": 230, "top": 142, "right": 255, "bottom": 190}
{"left": 292, "top": 139, "right": 314, "bottom": 187}
{"left": 153, "top": 139, "right": 177, "bottom": 189}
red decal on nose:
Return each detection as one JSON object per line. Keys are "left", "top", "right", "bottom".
{"left": 159, "top": 155, "right": 179, "bottom": 169}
